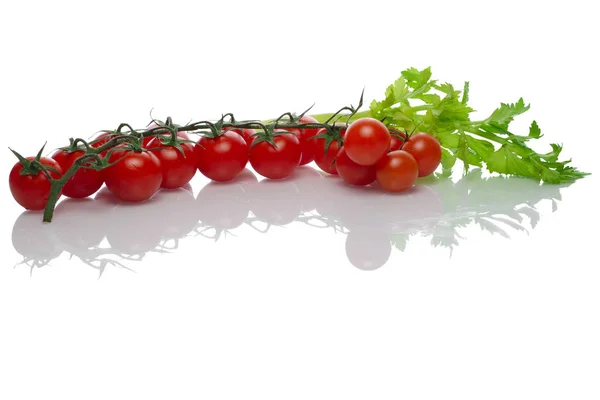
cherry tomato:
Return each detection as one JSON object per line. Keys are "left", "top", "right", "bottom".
{"left": 9, "top": 157, "right": 63, "bottom": 210}
{"left": 102, "top": 147, "right": 162, "bottom": 202}
{"left": 195, "top": 130, "right": 249, "bottom": 182}
{"left": 51, "top": 149, "right": 104, "bottom": 198}
{"left": 223, "top": 127, "right": 256, "bottom": 148}
{"left": 312, "top": 128, "right": 345, "bottom": 175}
{"left": 388, "top": 130, "right": 407, "bottom": 152}
{"left": 344, "top": 118, "right": 391, "bottom": 166}
{"left": 335, "top": 147, "right": 377, "bottom": 186}
{"left": 401, "top": 133, "right": 442, "bottom": 177}
{"left": 297, "top": 115, "right": 320, "bottom": 165}
{"left": 249, "top": 132, "right": 301, "bottom": 179}
{"left": 375, "top": 150, "right": 419, "bottom": 192}
{"left": 147, "top": 136, "right": 197, "bottom": 189}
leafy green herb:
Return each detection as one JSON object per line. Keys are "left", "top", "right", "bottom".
{"left": 369, "top": 67, "right": 588, "bottom": 184}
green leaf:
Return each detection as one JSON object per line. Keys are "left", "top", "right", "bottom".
{"left": 465, "top": 136, "right": 495, "bottom": 159}
{"left": 401, "top": 67, "right": 432, "bottom": 89}
{"left": 456, "top": 132, "right": 482, "bottom": 170}
{"left": 486, "top": 145, "right": 537, "bottom": 178}
{"left": 366, "top": 67, "right": 588, "bottom": 184}
{"left": 441, "top": 147, "right": 457, "bottom": 172}
{"left": 436, "top": 130, "right": 460, "bottom": 148}
{"left": 391, "top": 76, "right": 410, "bottom": 103}
{"left": 529, "top": 120, "right": 542, "bottom": 138}
{"left": 486, "top": 98, "right": 530, "bottom": 129}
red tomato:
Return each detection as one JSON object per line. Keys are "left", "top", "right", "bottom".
{"left": 9, "top": 157, "right": 63, "bottom": 210}
{"left": 102, "top": 148, "right": 163, "bottom": 201}
{"left": 195, "top": 130, "right": 249, "bottom": 182}
{"left": 375, "top": 150, "right": 419, "bottom": 192}
{"left": 223, "top": 127, "right": 256, "bottom": 148}
{"left": 147, "top": 136, "right": 197, "bottom": 189}
{"left": 51, "top": 149, "right": 104, "bottom": 198}
{"left": 312, "top": 128, "right": 344, "bottom": 175}
{"left": 335, "top": 147, "right": 377, "bottom": 186}
{"left": 297, "top": 115, "right": 320, "bottom": 165}
{"left": 388, "top": 130, "right": 407, "bottom": 152}
{"left": 402, "top": 133, "right": 442, "bottom": 177}
{"left": 344, "top": 118, "right": 391, "bottom": 166}
{"left": 249, "top": 133, "right": 301, "bottom": 179}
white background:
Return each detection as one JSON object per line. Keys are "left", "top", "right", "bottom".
{"left": 1, "top": 1, "right": 599, "bottom": 399}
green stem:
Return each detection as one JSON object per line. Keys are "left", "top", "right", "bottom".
{"left": 308, "top": 110, "right": 371, "bottom": 124}
{"left": 42, "top": 158, "right": 88, "bottom": 223}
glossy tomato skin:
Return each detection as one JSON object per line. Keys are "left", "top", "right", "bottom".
{"left": 224, "top": 128, "right": 256, "bottom": 148}
{"left": 9, "top": 157, "right": 63, "bottom": 210}
{"left": 297, "top": 115, "right": 320, "bottom": 165}
{"left": 312, "top": 128, "right": 345, "bottom": 175}
{"left": 195, "top": 130, "right": 249, "bottom": 182}
{"left": 249, "top": 133, "right": 301, "bottom": 179}
{"left": 51, "top": 149, "right": 104, "bottom": 198}
{"left": 147, "top": 136, "right": 197, "bottom": 189}
{"left": 402, "top": 133, "right": 442, "bottom": 177}
{"left": 102, "top": 148, "right": 163, "bottom": 202}
{"left": 335, "top": 147, "right": 377, "bottom": 186}
{"left": 344, "top": 118, "right": 391, "bottom": 166}
{"left": 375, "top": 150, "right": 419, "bottom": 192}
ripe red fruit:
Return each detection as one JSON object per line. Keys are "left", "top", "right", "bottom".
{"left": 375, "top": 150, "right": 419, "bottom": 192}
{"left": 401, "top": 133, "right": 442, "bottom": 177}
{"left": 343, "top": 118, "right": 391, "bottom": 166}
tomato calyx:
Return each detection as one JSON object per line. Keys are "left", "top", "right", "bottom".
{"left": 311, "top": 124, "right": 346, "bottom": 156}
{"left": 9, "top": 143, "right": 60, "bottom": 178}
{"left": 249, "top": 122, "right": 298, "bottom": 149}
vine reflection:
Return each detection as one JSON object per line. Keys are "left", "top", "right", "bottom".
{"left": 11, "top": 167, "right": 568, "bottom": 276}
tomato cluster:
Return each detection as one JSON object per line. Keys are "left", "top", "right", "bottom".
{"left": 310, "top": 118, "right": 442, "bottom": 192}
{"left": 8, "top": 117, "right": 442, "bottom": 213}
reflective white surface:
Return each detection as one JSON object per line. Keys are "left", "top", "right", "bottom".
{"left": 5, "top": 167, "right": 581, "bottom": 275}
{"left": 1, "top": 0, "right": 599, "bottom": 399}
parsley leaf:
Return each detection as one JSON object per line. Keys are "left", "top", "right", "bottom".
{"left": 367, "top": 67, "right": 588, "bottom": 184}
